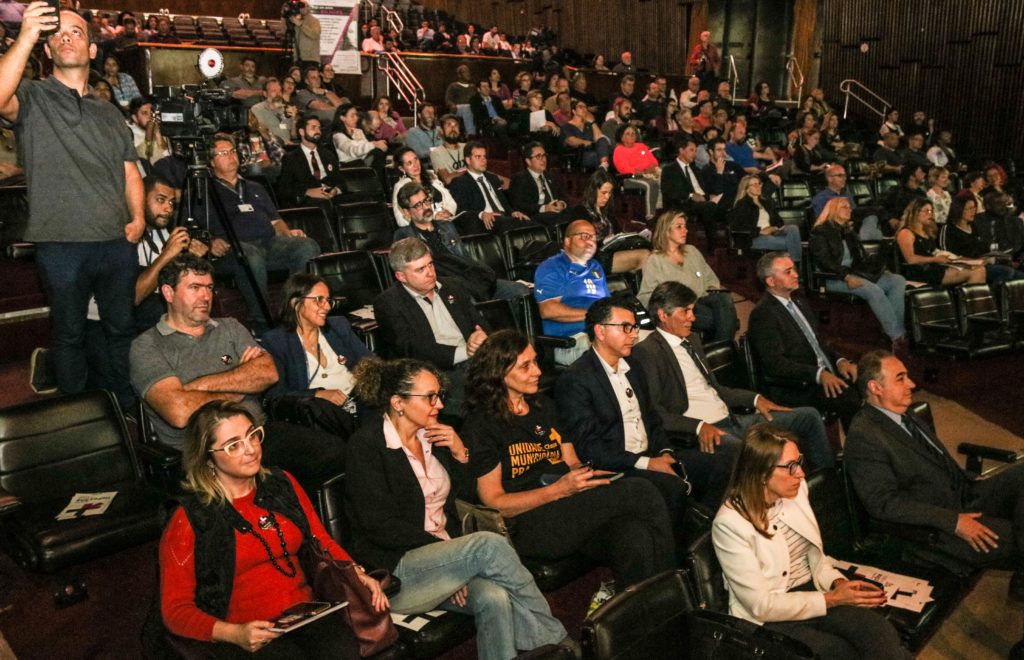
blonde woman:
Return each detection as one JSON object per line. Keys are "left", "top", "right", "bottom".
{"left": 925, "top": 167, "right": 952, "bottom": 225}
{"left": 729, "top": 175, "right": 802, "bottom": 262}
{"left": 896, "top": 198, "right": 985, "bottom": 286}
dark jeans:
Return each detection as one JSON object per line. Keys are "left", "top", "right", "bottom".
{"left": 934, "top": 461, "right": 1024, "bottom": 568}
{"left": 35, "top": 240, "right": 137, "bottom": 408}
{"left": 767, "top": 382, "right": 863, "bottom": 432}
{"left": 261, "top": 420, "right": 346, "bottom": 495}
{"left": 766, "top": 600, "right": 907, "bottom": 660}
{"left": 205, "top": 609, "right": 360, "bottom": 659}
{"left": 510, "top": 477, "right": 676, "bottom": 588}
{"left": 694, "top": 292, "right": 738, "bottom": 344}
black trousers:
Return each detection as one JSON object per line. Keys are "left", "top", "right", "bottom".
{"left": 262, "top": 420, "right": 346, "bottom": 493}
{"left": 455, "top": 212, "right": 536, "bottom": 235}
{"left": 766, "top": 601, "right": 907, "bottom": 660}
{"left": 625, "top": 468, "right": 693, "bottom": 564}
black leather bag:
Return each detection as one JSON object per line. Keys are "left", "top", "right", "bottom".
{"left": 851, "top": 254, "right": 886, "bottom": 283}
{"left": 263, "top": 394, "right": 356, "bottom": 439}
{"left": 685, "top": 610, "right": 815, "bottom": 660}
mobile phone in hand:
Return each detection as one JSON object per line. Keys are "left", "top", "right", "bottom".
{"left": 42, "top": 0, "right": 61, "bottom": 36}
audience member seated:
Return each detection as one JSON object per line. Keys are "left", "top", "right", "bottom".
{"left": 600, "top": 97, "right": 636, "bottom": 145}
{"left": 373, "top": 238, "right": 491, "bottom": 415}
{"left": 100, "top": 54, "right": 138, "bottom": 109}
{"left": 927, "top": 130, "right": 964, "bottom": 172}
{"left": 793, "top": 129, "right": 830, "bottom": 179}
{"left": 811, "top": 164, "right": 882, "bottom": 241}
{"left": 652, "top": 98, "right": 681, "bottom": 138}
{"left": 940, "top": 194, "right": 1024, "bottom": 286}
{"left": 879, "top": 108, "right": 904, "bottom": 141}
{"left": 487, "top": 69, "right": 512, "bottom": 107}
{"left": 361, "top": 25, "right": 384, "bottom": 52}
{"left": 220, "top": 56, "right": 265, "bottom": 109}
{"left": 976, "top": 190, "right": 1024, "bottom": 262}
{"left": 637, "top": 81, "right": 667, "bottom": 124}
{"left": 159, "top": 401, "right": 385, "bottom": 658}
{"left": 429, "top": 114, "right": 468, "bottom": 186}
{"left": 748, "top": 251, "right": 867, "bottom": 430}
{"left": 523, "top": 90, "right": 561, "bottom": 152}
{"left": 195, "top": 134, "right": 320, "bottom": 335}
{"left": 570, "top": 72, "right": 598, "bottom": 114}
{"left": 561, "top": 99, "right": 612, "bottom": 170}
{"left": 874, "top": 131, "right": 905, "bottom": 176}
{"left": 276, "top": 114, "right": 343, "bottom": 208}
{"left": 294, "top": 65, "right": 343, "bottom": 125}
{"left": 331, "top": 103, "right": 387, "bottom": 182}
{"left": 638, "top": 211, "right": 737, "bottom": 343}
{"left": 692, "top": 100, "right": 715, "bottom": 133}
{"left": 394, "top": 182, "right": 527, "bottom": 301}
{"left": 345, "top": 358, "right": 573, "bottom": 659}
{"left": 846, "top": 351, "right": 1024, "bottom": 602}
{"left": 250, "top": 79, "right": 297, "bottom": 150}
{"left": 678, "top": 75, "right": 701, "bottom": 109}
{"left": 612, "top": 50, "right": 636, "bottom": 75}
{"left": 745, "top": 82, "right": 779, "bottom": 121}
{"left": 130, "top": 255, "right": 345, "bottom": 490}
{"left": 612, "top": 124, "right": 662, "bottom": 220}
{"left": 469, "top": 80, "right": 508, "bottom": 137}
{"left": 925, "top": 166, "right": 952, "bottom": 225}
{"left": 449, "top": 141, "right": 533, "bottom": 235}
{"left": 881, "top": 164, "right": 928, "bottom": 237}
{"left": 261, "top": 273, "right": 371, "bottom": 436}
{"left": 820, "top": 112, "right": 845, "bottom": 154}
{"left": 555, "top": 297, "right": 693, "bottom": 548}
{"left": 370, "top": 96, "right": 407, "bottom": 146}
{"left": 511, "top": 71, "right": 534, "bottom": 108}
{"left": 432, "top": 22, "right": 458, "bottom": 54}
{"left": 461, "top": 330, "right": 676, "bottom": 593}
{"left": 405, "top": 102, "right": 442, "bottom": 160}
{"left": 550, "top": 93, "right": 572, "bottom": 127}
{"left": 712, "top": 424, "right": 907, "bottom": 660}
{"left": 508, "top": 140, "right": 568, "bottom": 226}
{"left": 901, "top": 133, "right": 932, "bottom": 173}
{"left": 701, "top": 137, "right": 745, "bottom": 207}
{"left": 392, "top": 147, "right": 457, "bottom": 226}
{"left": 729, "top": 175, "right": 802, "bottom": 262}
{"left": 566, "top": 170, "right": 651, "bottom": 273}
{"left": 320, "top": 63, "right": 346, "bottom": 99}
{"left": 726, "top": 122, "right": 782, "bottom": 188}
{"left": 896, "top": 198, "right": 985, "bottom": 287}
{"left": 128, "top": 95, "right": 171, "bottom": 167}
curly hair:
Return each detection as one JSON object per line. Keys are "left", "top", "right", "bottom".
{"left": 352, "top": 357, "right": 444, "bottom": 412}
{"left": 464, "top": 329, "right": 531, "bottom": 422}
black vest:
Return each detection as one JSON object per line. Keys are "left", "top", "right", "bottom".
{"left": 181, "top": 470, "right": 312, "bottom": 619}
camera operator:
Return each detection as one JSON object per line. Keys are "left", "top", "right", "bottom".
{"left": 286, "top": 1, "right": 321, "bottom": 66}
{"left": 0, "top": 3, "right": 145, "bottom": 408}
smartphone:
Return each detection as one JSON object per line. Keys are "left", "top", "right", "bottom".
{"left": 41, "top": 0, "right": 61, "bottom": 36}
{"left": 603, "top": 472, "right": 625, "bottom": 482}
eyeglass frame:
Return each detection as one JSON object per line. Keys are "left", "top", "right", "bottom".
{"left": 774, "top": 455, "right": 804, "bottom": 476}
{"left": 212, "top": 147, "right": 238, "bottom": 158}
{"left": 567, "top": 232, "right": 597, "bottom": 242}
{"left": 400, "top": 391, "right": 446, "bottom": 406}
{"left": 598, "top": 322, "right": 641, "bottom": 334}
{"left": 208, "top": 426, "right": 265, "bottom": 457}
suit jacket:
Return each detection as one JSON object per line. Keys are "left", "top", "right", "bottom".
{"left": 507, "top": 169, "right": 565, "bottom": 217}
{"left": 629, "top": 330, "right": 757, "bottom": 438}
{"left": 372, "top": 277, "right": 489, "bottom": 368}
{"left": 448, "top": 170, "right": 512, "bottom": 216}
{"left": 276, "top": 145, "right": 342, "bottom": 206}
{"left": 661, "top": 159, "right": 706, "bottom": 209}
{"left": 747, "top": 294, "right": 843, "bottom": 390}
{"left": 261, "top": 316, "right": 371, "bottom": 399}
{"left": 554, "top": 349, "right": 674, "bottom": 472}
{"left": 844, "top": 404, "right": 969, "bottom": 534}
{"left": 343, "top": 418, "right": 466, "bottom": 571}
{"left": 469, "top": 93, "right": 505, "bottom": 133}
{"left": 712, "top": 480, "right": 845, "bottom": 625}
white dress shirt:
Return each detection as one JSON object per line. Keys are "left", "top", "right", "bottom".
{"left": 595, "top": 351, "right": 650, "bottom": 469}
{"left": 656, "top": 328, "right": 730, "bottom": 431}
{"left": 405, "top": 283, "right": 469, "bottom": 364}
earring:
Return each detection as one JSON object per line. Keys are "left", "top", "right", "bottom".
{"left": 398, "top": 410, "right": 404, "bottom": 416}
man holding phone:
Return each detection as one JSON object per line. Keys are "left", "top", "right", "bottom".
{"left": 0, "top": 2, "right": 145, "bottom": 408}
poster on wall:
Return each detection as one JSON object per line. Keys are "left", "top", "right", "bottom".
{"left": 313, "top": 0, "right": 360, "bottom": 74}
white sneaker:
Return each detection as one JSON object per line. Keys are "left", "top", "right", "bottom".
{"left": 586, "top": 581, "right": 616, "bottom": 616}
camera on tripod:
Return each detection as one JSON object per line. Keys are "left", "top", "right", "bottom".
{"left": 153, "top": 86, "right": 249, "bottom": 142}
{"left": 281, "top": 0, "right": 306, "bottom": 20}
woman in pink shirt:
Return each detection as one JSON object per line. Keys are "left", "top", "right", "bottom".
{"left": 612, "top": 124, "right": 662, "bottom": 219}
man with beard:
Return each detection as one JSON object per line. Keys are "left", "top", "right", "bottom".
{"left": 429, "top": 114, "right": 468, "bottom": 185}
{"left": 0, "top": 4, "right": 144, "bottom": 408}
{"left": 405, "top": 102, "right": 443, "bottom": 160}
{"left": 128, "top": 95, "right": 171, "bottom": 168}
{"left": 220, "top": 55, "right": 265, "bottom": 108}
{"left": 276, "top": 114, "right": 342, "bottom": 207}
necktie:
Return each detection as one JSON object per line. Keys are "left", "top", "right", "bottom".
{"left": 476, "top": 176, "right": 503, "bottom": 213}
{"left": 541, "top": 174, "right": 554, "bottom": 204}
{"left": 681, "top": 338, "right": 714, "bottom": 386}
{"left": 309, "top": 150, "right": 321, "bottom": 180}
{"left": 902, "top": 415, "right": 944, "bottom": 457}
{"left": 536, "top": 174, "right": 551, "bottom": 205}
{"left": 786, "top": 300, "right": 834, "bottom": 375}
{"left": 683, "top": 163, "right": 704, "bottom": 196}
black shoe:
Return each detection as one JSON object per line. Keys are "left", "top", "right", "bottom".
{"left": 1008, "top": 570, "right": 1024, "bottom": 602}
{"left": 29, "top": 347, "right": 58, "bottom": 395}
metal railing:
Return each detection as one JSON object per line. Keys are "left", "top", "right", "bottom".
{"left": 361, "top": 0, "right": 403, "bottom": 35}
{"left": 727, "top": 55, "right": 739, "bottom": 100}
{"left": 839, "top": 79, "right": 891, "bottom": 121}
{"left": 784, "top": 54, "right": 804, "bottom": 107}
{"left": 377, "top": 51, "right": 425, "bottom": 117}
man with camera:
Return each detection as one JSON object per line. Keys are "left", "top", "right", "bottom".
{"left": 285, "top": 1, "right": 321, "bottom": 66}
{"left": 0, "top": 3, "right": 144, "bottom": 408}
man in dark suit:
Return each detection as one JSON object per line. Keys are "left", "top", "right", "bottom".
{"left": 373, "top": 237, "right": 490, "bottom": 415}
{"left": 845, "top": 350, "right": 1024, "bottom": 600}
{"left": 661, "top": 136, "right": 726, "bottom": 247}
{"left": 555, "top": 298, "right": 691, "bottom": 531}
{"left": 468, "top": 79, "right": 507, "bottom": 137}
{"left": 275, "top": 114, "right": 343, "bottom": 208}
{"left": 448, "top": 141, "right": 534, "bottom": 235}
{"left": 631, "top": 281, "right": 832, "bottom": 507}
{"left": 507, "top": 141, "right": 568, "bottom": 226}
{"left": 748, "top": 251, "right": 862, "bottom": 430}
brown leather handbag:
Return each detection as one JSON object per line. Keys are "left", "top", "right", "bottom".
{"left": 300, "top": 539, "right": 400, "bottom": 657}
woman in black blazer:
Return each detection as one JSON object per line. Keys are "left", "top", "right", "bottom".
{"left": 728, "top": 175, "right": 802, "bottom": 263}
{"left": 344, "top": 357, "right": 572, "bottom": 660}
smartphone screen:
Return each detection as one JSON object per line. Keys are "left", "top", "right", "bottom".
{"left": 42, "top": 0, "right": 61, "bottom": 35}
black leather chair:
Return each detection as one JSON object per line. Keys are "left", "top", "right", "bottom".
{"left": 906, "top": 287, "right": 974, "bottom": 356}
{"left": 0, "top": 391, "right": 164, "bottom": 572}
{"left": 307, "top": 250, "right": 385, "bottom": 314}
{"left": 333, "top": 201, "right": 395, "bottom": 252}
{"left": 952, "top": 282, "right": 1013, "bottom": 354}
{"left": 1002, "top": 279, "right": 1024, "bottom": 343}
{"left": 461, "top": 232, "right": 512, "bottom": 280}
{"left": 503, "top": 225, "right": 556, "bottom": 281}
{"left": 279, "top": 206, "right": 341, "bottom": 254}
{"left": 847, "top": 179, "right": 875, "bottom": 205}
{"left": 780, "top": 180, "right": 813, "bottom": 210}
{"left": 335, "top": 166, "right": 386, "bottom": 204}
{"left": 702, "top": 339, "right": 755, "bottom": 392}
{"left": 580, "top": 569, "right": 697, "bottom": 660}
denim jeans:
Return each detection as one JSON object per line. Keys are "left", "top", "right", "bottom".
{"left": 390, "top": 532, "right": 567, "bottom": 660}
{"left": 214, "top": 235, "right": 320, "bottom": 332}
{"left": 34, "top": 240, "right": 137, "bottom": 408}
{"left": 721, "top": 408, "right": 834, "bottom": 471}
{"left": 824, "top": 271, "right": 906, "bottom": 341}
{"left": 694, "top": 292, "right": 738, "bottom": 343}
{"left": 493, "top": 278, "right": 531, "bottom": 301}
{"left": 752, "top": 224, "right": 803, "bottom": 262}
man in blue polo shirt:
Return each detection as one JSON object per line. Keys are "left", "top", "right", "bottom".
{"left": 725, "top": 122, "right": 781, "bottom": 189}
{"left": 534, "top": 219, "right": 610, "bottom": 365}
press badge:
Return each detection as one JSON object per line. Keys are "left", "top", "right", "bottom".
{"left": 238, "top": 203, "right": 255, "bottom": 213}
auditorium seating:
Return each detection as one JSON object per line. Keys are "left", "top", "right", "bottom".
{"left": 279, "top": 205, "right": 340, "bottom": 254}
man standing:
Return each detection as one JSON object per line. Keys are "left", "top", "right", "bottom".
{"left": 508, "top": 141, "right": 568, "bottom": 226}
{"left": 448, "top": 141, "right": 532, "bottom": 234}
{"left": 275, "top": 114, "right": 342, "bottom": 207}
{"left": 846, "top": 351, "right": 1024, "bottom": 600}
{"left": 688, "top": 31, "right": 721, "bottom": 91}
{"left": 0, "top": 4, "right": 144, "bottom": 408}
{"left": 220, "top": 55, "right": 265, "bottom": 108}
{"left": 289, "top": 1, "right": 321, "bottom": 65}
{"left": 405, "top": 102, "right": 442, "bottom": 160}
{"left": 747, "top": 252, "right": 864, "bottom": 430}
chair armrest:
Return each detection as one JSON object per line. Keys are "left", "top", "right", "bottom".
{"left": 534, "top": 334, "right": 577, "bottom": 349}
{"left": 958, "top": 442, "right": 1022, "bottom": 476}
{"left": 0, "top": 487, "right": 22, "bottom": 516}
{"left": 4, "top": 242, "right": 34, "bottom": 260}
{"left": 918, "top": 319, "right": 958, "bottom": 331}
{"left": 135, "top": 443, "right": 183, "bottom": 470}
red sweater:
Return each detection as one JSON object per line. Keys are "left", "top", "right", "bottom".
{"left": 613, "top": 142, "right": 659, "bottom": 176}
{"left": 159, "top": 472, "right": 352, "bottom": 641}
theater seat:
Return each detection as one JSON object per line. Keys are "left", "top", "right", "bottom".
{"left": 0, "top": 391, "right": 164, "bottom": 572}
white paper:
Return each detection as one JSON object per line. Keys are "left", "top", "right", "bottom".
{"left": 56, "top": 492, "right": 118, "bottom": 521}
{"left": 391, "top": 609, "right": 449, "bottom": 632}
{"left": 832, "top": 560, "right": 934, "bottom": 613}
{"left": 349, "top": 305, "right": 376, "bottom": 321}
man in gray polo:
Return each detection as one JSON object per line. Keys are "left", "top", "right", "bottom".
{"left": 0, "top": 4, "right": 144, "bottom": 408}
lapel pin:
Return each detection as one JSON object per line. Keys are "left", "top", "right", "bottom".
{"left": 447, "top": 294, "right": 455, "bottom": 304}
{"left": 220, "top": 354, "right": 232, "bottom": 365}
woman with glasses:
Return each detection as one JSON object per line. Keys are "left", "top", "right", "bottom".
{"left": 159, "top": 400, "right": 388, "bottom": 657}
{"left": 345, "top": 357, "right": 573, "bottom": 660}
{"left": 712, "top": 424, "right": 906, "bottom": 660}
{"left": 461, "top": 330, "right": 675, "bottom": 591}
{"left": 262, "top": 274, "right": 371, "bottom": 436}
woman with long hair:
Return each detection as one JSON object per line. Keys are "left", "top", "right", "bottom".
{"left": 896, "top": 198, "right": 985, "bottom": 286}
{"left": 331, "top": 103, "right": 387, "bottom": 180}
{"left": 103, "top": 54, "right": 141, "bottom": 109}
{"left": 810, "top": 198, "right": 907, "bottom": 344}
{"left": 345, "top": 358, "right": 573, "bottom": 660}
{"left": 729, "top": 175, "right": 802, "bottom": 262}
{"left": 159, "top": 401, "right": 387, "bottom": 657}
{"left": 370, "top": 96, "right": 407, "bottom": 145}
{"left": 712, "top": 424, "right": 906, "bottom": 660}
{"left": 567, "top": 169, "right": 651, "bottom": 273}
{"left": 939, "top": 194, "right": 1024, "bottom": 286}
{"left": 390, "top": 146, "right": 457, "bottom": 226}
{"left": 638, "top": 210, "right": 737, "bottom": 342}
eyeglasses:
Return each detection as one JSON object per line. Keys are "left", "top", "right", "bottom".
{"left": 599, "top": 322, "right": 641, "bottom": 334}
{"left": 409, "top": 199, "right": 432, "bottom": 210}
{"left": 568, "top": 232, "right": 596, "bottom": 242}
{"left": 528, "top": 152, "right": 548, "bottom": 159}
{"left": 209, "top": 426, "right": 264, "bottom": 457}
{"left": 774, "top": 455, "right": 804, "bottom": 476}
{"left": 302, "top": 295, "right": 335, "bottom": 307}
{"left": 212, "top": 148, "right": 237, "bottom": 158}
{"left": 401, "top": 391, "right": 446, "bottom": 406}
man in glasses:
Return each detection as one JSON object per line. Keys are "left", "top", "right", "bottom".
{"left": 508, "top": 141, "right": 568, "bottom": 226}
{"left": 130, "top": 254, "right": 345, "bottom": 492}
{"left": 631, "top": 281, "right": 833, "bottom": 508}
{"left": 534, "top": 219, "right": 611, "bottom": 365}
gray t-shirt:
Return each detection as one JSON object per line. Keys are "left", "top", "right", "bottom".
{"left": 0, "top": 77, "right": 138, "bottom": 242}
{"left": 221, "top": 75, "right": 266, "bottom": 108}
{"left": 130, "top": 316, "right": 264, "bottom": 449}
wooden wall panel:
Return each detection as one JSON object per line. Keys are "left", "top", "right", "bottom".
{"left": 112, "top": 1, "right": 284, "bottom": 19}
{"left": 819, "top": 0, "right": 1024, "bottom": 161}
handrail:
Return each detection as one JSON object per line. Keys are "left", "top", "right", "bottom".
{"left": 727, "top": 55, "right": 739, "bottom": 100}
{"left": 361, "top": 0, "right": 403, "bottom": 36}
{"left": 839, "top": 79, "right": 891, "bottom": 121}
{"left": 784, "top": 54, "right": 804, "bottom": 105}
{"left": 377, "top": 51, "right": 425, "bottom": 117}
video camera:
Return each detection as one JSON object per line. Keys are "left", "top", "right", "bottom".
{"left": 281, "top": 0, "right": 306, "bottom": 20}
{"left": 152, "top": 86, "right": 249, "bottom": 141}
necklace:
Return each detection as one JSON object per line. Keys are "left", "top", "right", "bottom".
{"left": 243, "top": 511, "right": 298, "bottom": 578}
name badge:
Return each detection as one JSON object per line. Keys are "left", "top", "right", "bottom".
{"left": 279, "top": 123, "right": 288, "bottom": 130}
{"left": 238, "top": 203, "right": 255, "bottom": 213}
